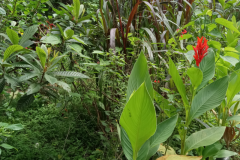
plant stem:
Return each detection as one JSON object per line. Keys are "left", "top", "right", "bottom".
{"left": 181, "top": 128, "right": 187, "bottom": 155}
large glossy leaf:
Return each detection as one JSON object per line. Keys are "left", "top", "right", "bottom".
{"left": 187, "top": 67, "right": 203, "bottom": 90}
{"left": 64, "top": 28, "right": 74, "bottom": 39}
{"left": 19, "top": 25, "right": 38, "bottom": 46}
{"left": 0, "top": 78, "right": 5, "bottom": 93}
{"left": 4, "top": 124, "right": 24, "bottom": 130}
{"left": 215, "top": 18, "right": 240, "bottom": 34}
{"left": 17, "top": 94, "right": 35, "bottom": 110}
{"left": 146, "top": 115, "right": 178, "bottom": 159}
{"left": 126, "top": 52, "right": 153, "bottom": 102}
{"left": 41, "top": 34, "right": 61, "bottom": 45}
{"left": 0, "top": 144, "right": 14, "bottom": 149}
{"left": 0, "top": 7, "right": 6, "bottom": 15}
{"left": 227, "top": 115, "right": 240, "bottom": 121}
{"left": 226, "top": 69, "right": 240, "bottom": 105}
{"left": 120, "top": 83, "right": 156, "bottom": 160}
{"left": 198, "top": 50, "right": 215, "bottom": 90}
{"left": 169, "top": 57, "right": 189, "bottom": 108}
{"left": 6, "top": 28, "right": 19, "bottom": 45}
{"left": 36, "top": 47, "right": 46, "bottom": 68}
{"left": 26, "top": 84, "right": 41, "bottom": 95}
{"left": 202, "top": 141, "right": 222, "bottom": 159}
{"left": 45, "top": 74, "right": 58, "bottom": 84}
{"left": 3, "top": 45, "right": 23, "bottom": 61}
{"left": 184, "top": 127, "right": 226, "bottom": 154}
{"left": 4, "top": 74, "right": 19, "bottom": 90}
{"left": 56, "top": 81, "right": 71, "bottom": 92}
{"left": 188, "top": 76, "right": 229, "bottom": 124}
{"left": 214, "top": 150, "right": 238, "bottom": 158}
{"left": 52, "top": 71, "right": 89, "bottom": 79}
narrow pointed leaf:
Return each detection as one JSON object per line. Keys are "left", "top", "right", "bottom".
{"left": 36, "top": 47, "right": 47, "bottom": 68}
{"left": 226, "top": 69, "right": 240, "bottom": 104}
{"left": 169, "top": 57, "right": 189, "bottom": 108}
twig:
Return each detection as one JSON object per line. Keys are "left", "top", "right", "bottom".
{"left": 62, "top": 126, "right": 71, "bottom": 151}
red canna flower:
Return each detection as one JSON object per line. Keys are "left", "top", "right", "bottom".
{"left": 158, "top": 80, "right": 160, "bottom": 83}
{"left": 154, "top": 80, "right": 157, "bottom": 83}
{"left": 193, "top": 37, "right": 209, "bottom": 67}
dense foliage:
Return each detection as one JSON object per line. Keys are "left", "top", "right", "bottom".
{"left": 1, "top": 0, "right": 240, "bottom": 160}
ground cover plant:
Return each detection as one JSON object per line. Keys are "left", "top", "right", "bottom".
{"left": 1, "top": 0, "right": 240, "bottom": 160}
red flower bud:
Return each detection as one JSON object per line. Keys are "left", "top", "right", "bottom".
{"left": 154, "top": 80, "right": 157, "bottom": 83}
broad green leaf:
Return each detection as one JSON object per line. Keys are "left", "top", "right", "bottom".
{"left": 0, "top": 7, "right": 6, "bottom": 15}
{"left": 4, "top": 74, "right": 19, "bottom": 90}
{"left": 221, "top": 56, "right": 239, "bottom": 66}
{"left": 41, "top": 34, "right": 61, "bottom": 45}
{"left": 36, "top": 47, "right": 47, "bottom": 68}
{"left": 208, "top": 41, "right": 221, "bottom": 50}
{"left": 187, "top": 67, "right": 203, "bottom": 90}
{"left": 184, "top": 127, "right": 226, "bottom": 154}
{"left": 120, "top": 83, "right": 156, "bottom": 160}
{"left": 6, "top": 28, "right": 19, "bottom": 44}
{"left": 0, "top": 78, "right": 5, "bottom": 93}
{"left": 198, "top": 50, "right": 215, "bottom": 90}
{"left": 153, "top": 90, "right": 176, "bottom": 117}
{"left": 146, "top": 115, "right": 178, "bottom": 159}
{"left": 226, "top": 70, "right": 240, "bottom": 105}
{"left": 179, "top": 34, "right": 192, "bottom": 40}
{"left": 52, "top": 71, "right": 89, "bottom": 79}
{"left": 45, "top": 74, "right": 58, "bottom": 84}
{"left": 169, "top": 57, "right": 189, "bottom": 108}
{"left": 73, "top": 0, "right": 80, "bottom": 21}
{"left": 214, "top": 150, "right": 238, "bottom": 158}
{"left": 215, "top": 18, "right": 240, "bottom": 33}
{"left": 19, "top": 25, "right": 38, "bottom": 46}
{"left": 56, "top": 81, "right": 71, "bottom": 92}
{"left": 184, "top": 50, "right": 195, "bottom": 64}
{"left": 188, "top": 76, "right": 229, "bottom": 124}
{"left": 4, "top": 124, "right": 24, "bottom": 130}
{"left": 0, "top": 143, "right": 14, "bottom": 149}
{"left": 64, "top": 28, "right": 74, "bottom": 39}
{"left": 17, "top": 94, "right": 35, "bottom": 110}
{"left": 218, "top": 0, "right": 225, "bottom": 8}
{"left": 227, "top": 115, "right": 240, "bottom": 121}
{"left": 3, "top": 45, "right": 23, "bottom": 61}
{"left": 26, "top": 83, "right": 41, "bottom": 95}
{"left": 126, "top": 52, "right": 153, "bottom": 102}
{"left": 202, "top": 141, "right": 222, "bottom": 159}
